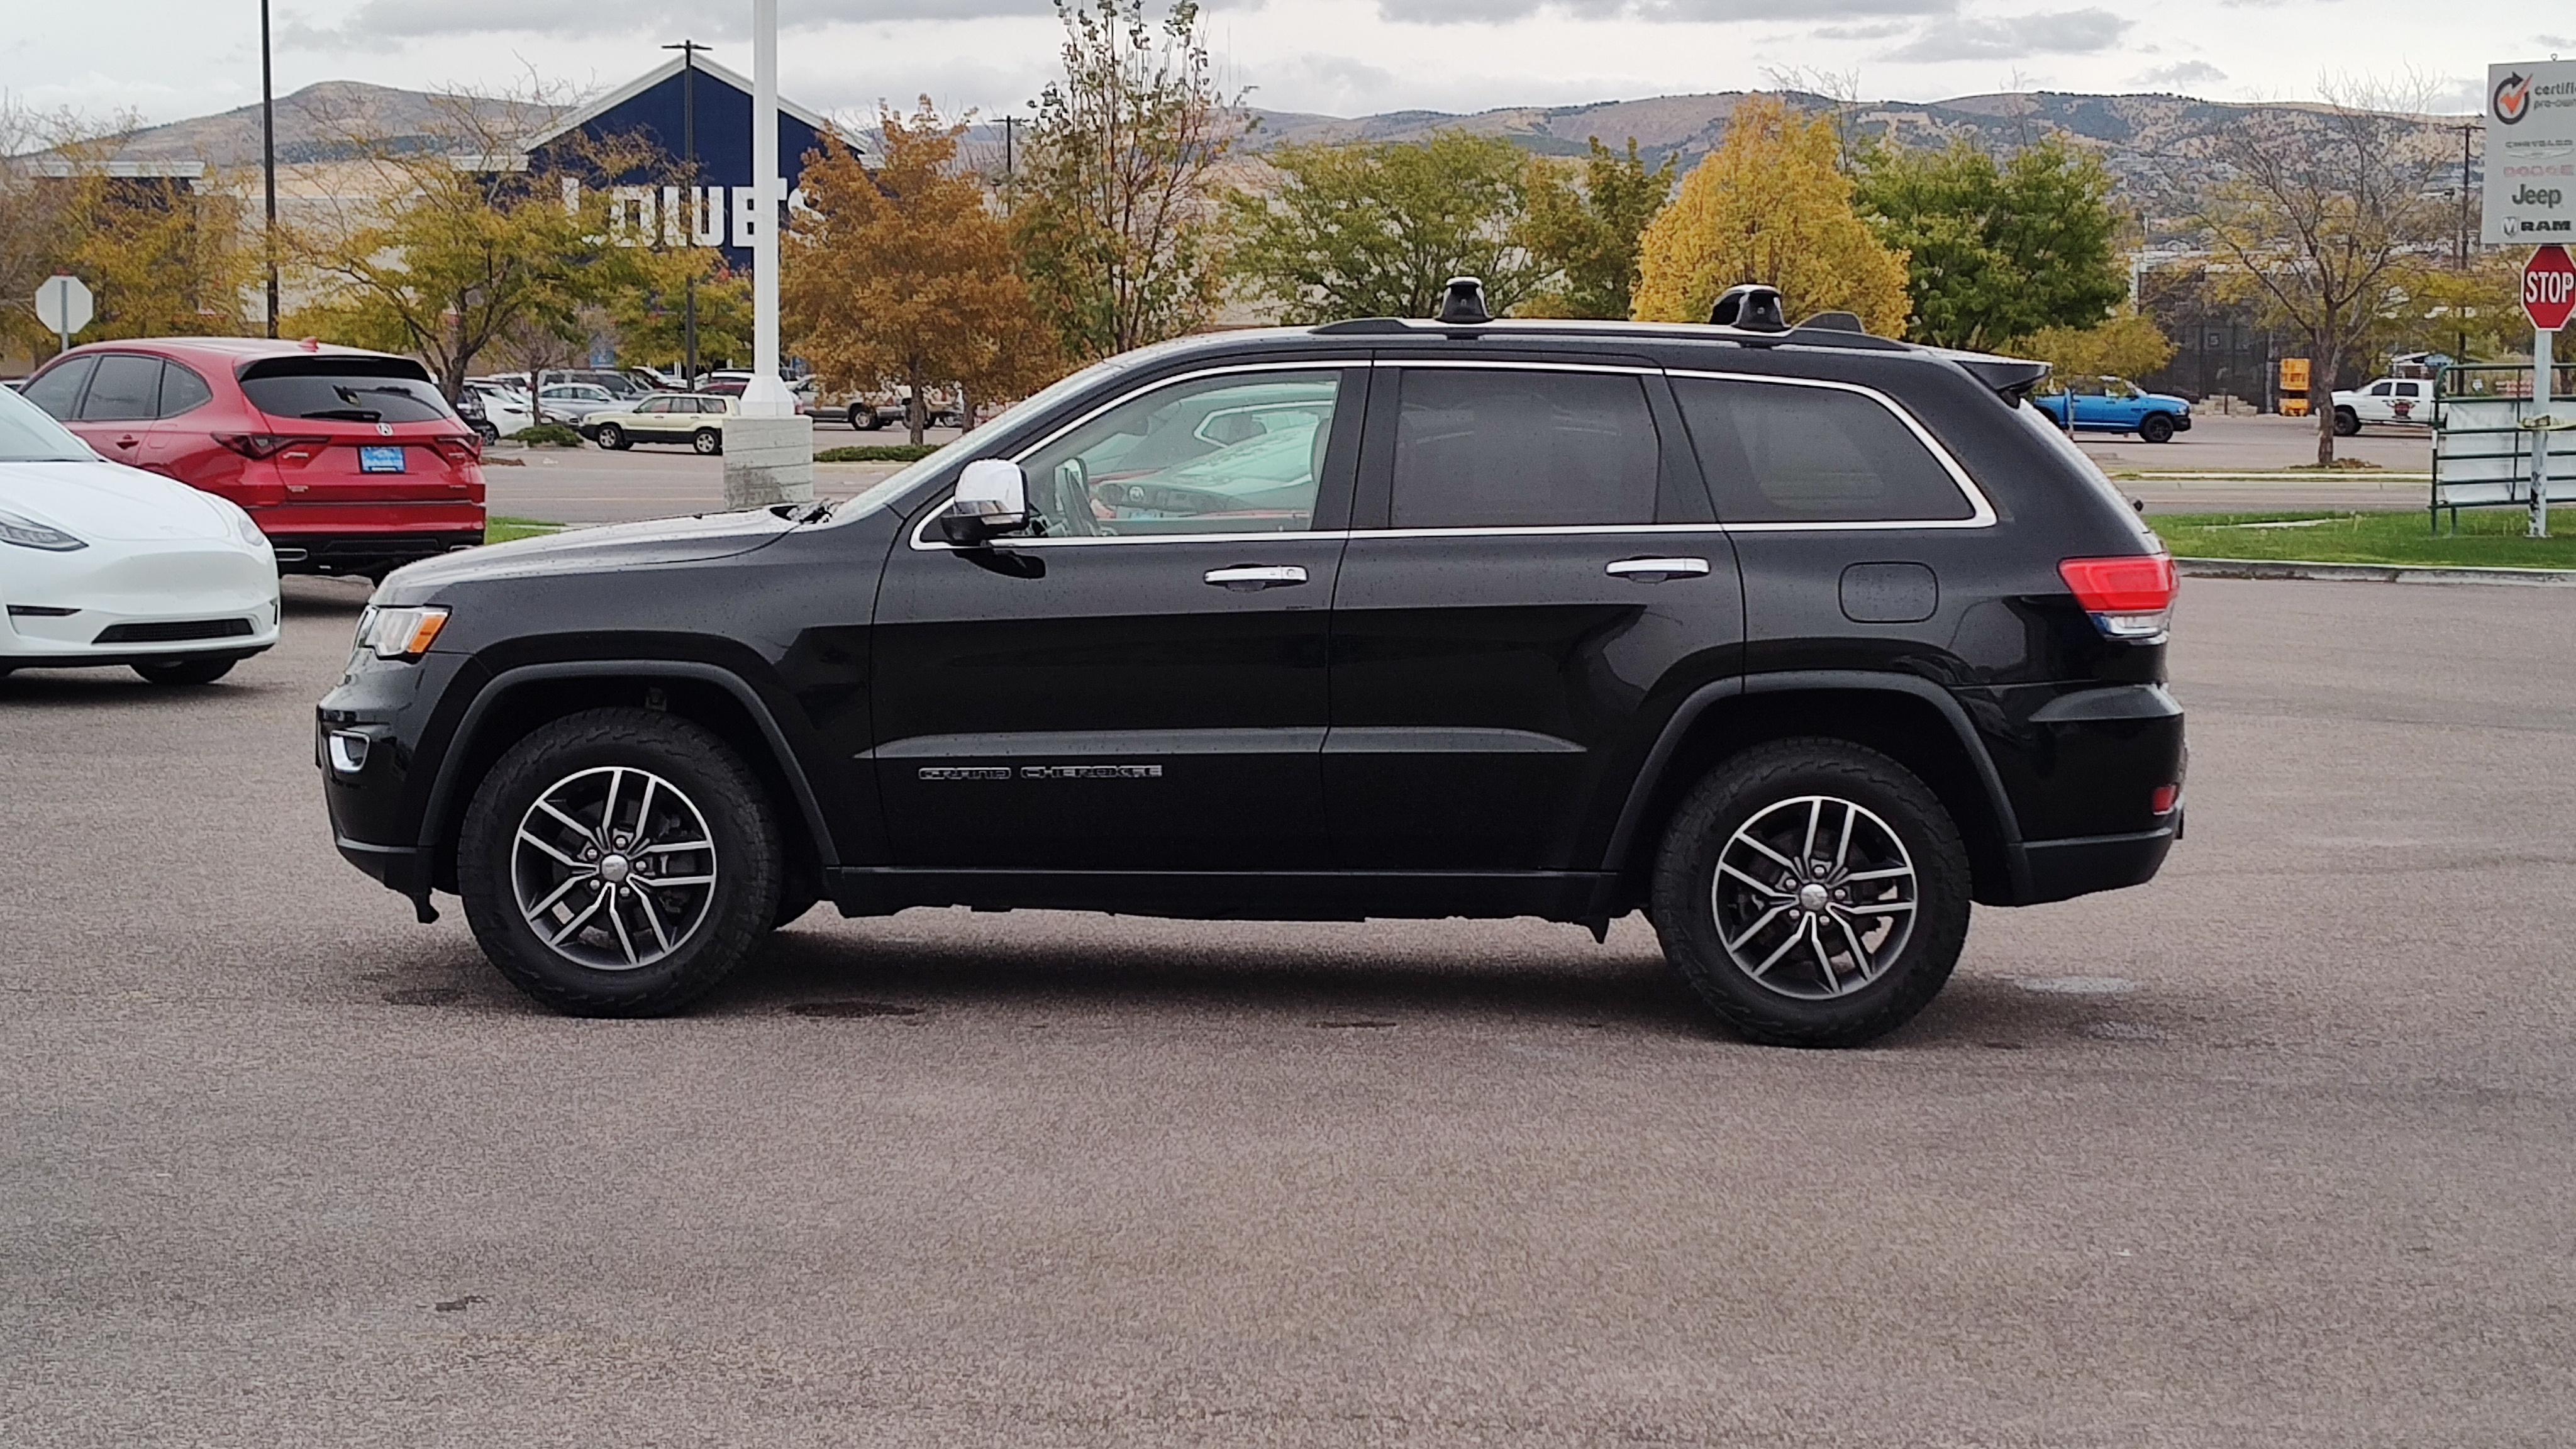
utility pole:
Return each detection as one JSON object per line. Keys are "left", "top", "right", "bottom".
{"left": 662, "top": 39, "right": 709, "bottom": 386}
{"left": 1002, "top": 114, "right": 1016, "bottom": 184}
{"left": 260, "top": 0, "right": 278, "bottom": 338}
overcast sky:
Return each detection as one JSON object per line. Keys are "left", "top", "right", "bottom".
{"left": 8, "top": 0, "right": 2572, "bottom": 132}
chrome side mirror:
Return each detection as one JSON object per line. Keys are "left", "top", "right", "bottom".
{"left": 940, "top": 458, "right": 1028, "bottom": 545}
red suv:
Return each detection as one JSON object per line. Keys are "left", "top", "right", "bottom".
{"left": 19, "top": 338, "right": 485, "bottom": 579}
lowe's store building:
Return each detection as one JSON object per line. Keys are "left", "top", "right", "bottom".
{"left": 521, "top": 53, "right": 855, "bottom": 276}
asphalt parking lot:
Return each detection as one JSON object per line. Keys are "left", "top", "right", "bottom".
{"left": 5, "top": 572, "right": 2572, "bottom": 1446}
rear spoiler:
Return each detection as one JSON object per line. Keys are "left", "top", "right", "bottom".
{"left": 1942, "top": 352, "right": 2052, "bottom": 404}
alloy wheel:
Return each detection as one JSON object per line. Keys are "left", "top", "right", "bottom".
{"left": 511, "top": 765, "right": 718, "bottom": 970}
{"left": 1710, "top": 794, "right": 1917, "bottom": 1001}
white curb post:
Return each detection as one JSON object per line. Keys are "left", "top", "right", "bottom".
{"left": 723, "top": 0, "right": 815, "bottom": 511}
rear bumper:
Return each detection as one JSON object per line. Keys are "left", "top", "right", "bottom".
{"left": 267, "top": 530, "right": 482, "bottom": 575}
{"left": 2017, "top": 822, "right": 2177, "bottom": 905}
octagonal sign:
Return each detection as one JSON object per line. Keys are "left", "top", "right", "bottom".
{"left": 2528, "top": 245, "right": 2576, "bottom": 333}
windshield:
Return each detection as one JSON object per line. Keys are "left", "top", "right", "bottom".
{"left": 824, "top": 357, "right": 1135, "bottom": 522}
{"left": 0, "top": 384, "right": 94, "bottom": 462}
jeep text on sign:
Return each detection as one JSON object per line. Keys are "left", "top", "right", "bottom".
{"left": 2528, "top": 245, "right": 2576, "bottom": 331}
{"left": 2486, "top": 60, "right": 2576, "bottom": 246}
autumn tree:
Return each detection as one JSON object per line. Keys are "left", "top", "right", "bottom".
{"left": 282, "top": 98, "right": 675, "bottom": 400}
{"left": 786, "top": 104, "right": 1060, "bottom": 444}
{"left": 2014, "top": 308, "right": 2177, "bottom": 383}
{"left": 1632, "top": 96, "right": 1911, "bottom": 335}
{"left": 1854, "top": 136, "right": 2126, "bottom": 351}
{"left": 1012, "top": 0, "right": 1237, "bottom": 360}
{"left": 2, "top": 101, "right": 252, "bottom": 356}
{"left": 2153, "top": 81, "right": 2451, "bottom": 464}
{"left": 614, "top": 262, "right": 752, "bottom": 374}
{"left": 1518, "top": 137, "right": 1676, "bottom": 319}
{"left": 1224, "top": 131, "right": 1545, "bottom": 323}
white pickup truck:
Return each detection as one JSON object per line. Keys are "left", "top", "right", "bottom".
{"left": 2331, "top": 376, "right": 2435, "bottom": 435}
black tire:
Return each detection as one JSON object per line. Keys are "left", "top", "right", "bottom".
{"left": 845, "top": 403, "right": 869, "bottom": 430}
{"left": 2333, "top": 406, "right": 2360, "bottom": 437}
{"left": 473, "top": 421, "right": 500, "bottom": 445}
{"left": 456, "top": 708, "right": 781, "bottom": 1016}
{"left": 860, "top": 411, "right": 886, "bottom": 431}
{"left": 1650, "top": 739, "right": 1972, "bottom": 1048}
{"left": 133, "top": 655, "right": 236, "bottom": 686}
{"left": 692, "top": 428, "right": 722, "bottom": 456}
{"left": 2138, "top": 412, "right": 2176, "bottom": 443}
{"left": 594, "top": 423, "right": 627, "bottom": 451}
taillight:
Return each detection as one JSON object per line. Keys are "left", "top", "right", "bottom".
{"left": 2058, "top": 552, "right": 2177, "bottom": 641}
{"left": 214, "top": 433, "right": 329, "bottom": 460}
{"left": 430, "top": 435, "right": 482, "bottom": 464}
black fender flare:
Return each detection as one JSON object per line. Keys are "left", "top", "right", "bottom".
{"left": 1597, "top": 670, "right": 2030, "bottom": 899}
{"left": 414, "top": 659, "right": 840, "bottom": 870}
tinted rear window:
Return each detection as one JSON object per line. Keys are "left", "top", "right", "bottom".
{"left": 1391, "top": 369, "right": 1659, "bottom": 529}
{"left": 1674, "top": 376, "right": 1972, "bottom": 523}
{"left": 21, "top": 357, "right": 95, "bottom": 419}
{"left": 240, "top": 357, "right": 452, "bottom": 424}
{"left": 80, "top": 355, "right": 164, "bottom": 421}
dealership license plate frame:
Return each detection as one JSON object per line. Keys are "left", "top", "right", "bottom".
{"left": 358, "top": 445, "right": 408, "bottom": 474}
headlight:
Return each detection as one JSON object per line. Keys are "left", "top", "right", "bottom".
{"left": 216, "top": 499, "right": 271, "bottom": 553}
{"left": 0, "top": 506, "right": 86, "bottom": 552}
{"left": 355, "top": 604, "right": 450, "bottom": 659}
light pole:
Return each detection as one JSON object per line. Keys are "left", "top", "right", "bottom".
{"left": 260, "top": 0, "right": 278, "bottom": 338}
{"left": 720, "top": 0, "right": 813, "bottom": 508}
{"left": 660, "top": 39, "right": 707, "bottom": 384}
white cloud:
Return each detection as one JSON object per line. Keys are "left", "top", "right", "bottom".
{"left": 1885, "top": 7, "right": 2127, "bottom": 62}
{"left": 2135, "top": 59, "right": 2226, "bottom": 87}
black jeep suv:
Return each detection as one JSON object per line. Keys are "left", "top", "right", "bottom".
{"left": 318, "top": 284, "right": 2184, "bottom": 1046}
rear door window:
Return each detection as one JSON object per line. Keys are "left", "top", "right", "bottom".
{"left": 240, "top": 363, "right": 452, "bottom": 423}
{"left": 21, "top": 357, "right": 95, "bottom": 420}
{"left": 79, "top": 355, "right": 164, "bottom": 421}
{"left": 158, "top": 364, "right": 213, "bottom": 417}
{"left": 1673, "top": 375, "right": 1974, "bottom": 524}
{"left": 1388, "top": 369, "right": 1658, "bottom": 529}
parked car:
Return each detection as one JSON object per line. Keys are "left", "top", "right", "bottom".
{"left": 319, "top": 282, "right": 2183, "bottom": 1045}
{"left": 2029, "top": 375, "right": 2192, "bottom": 442}
{"left": 2331, "top": 375, "right": 2436, "bottom": 435}
{"left": 694, "top": 374, "right": 813, "bottom": 418}
{"left": 18, "top": 338, "right": 484, "bottom": 580}
{"left": 540, "top": 369, "right": 651, "bottom": 400}
{"left": 579, "top": 393, "right": 738, "bottom": 454}
{"left": 532, "top": 383, "right": 623, "bottom": 426}
{"left": 844, "top": 386, "right": 963, "bottom": 431}
{"left": 0, "top": 381, "right": 280, "bottom": 684}
{"left": 461, "top": 382, "right": 535, "bottom": 441}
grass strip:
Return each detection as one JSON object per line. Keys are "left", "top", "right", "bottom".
{"left": 2152, "top": 509, "right": 2576, "bottom": 570}
{"left": 486, "top": 516, "right": 565, "bottom": 545}
{"left": 816, "top": 444, "right": 941, "bottom": 464}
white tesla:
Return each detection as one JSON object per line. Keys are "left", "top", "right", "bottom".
{"left": 0, "top": 383, "right": 280, "bottom": 685}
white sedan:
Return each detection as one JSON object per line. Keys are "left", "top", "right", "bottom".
{"left": 0, "top": 385, "right": 280, "bottom": 685}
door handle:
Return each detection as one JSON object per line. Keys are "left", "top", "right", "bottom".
{"left": 114, "top": 435, "right": 140, "bottom": 448}
{"left": 1204, "top": 565, "right": 1307, "bottom": 592}
{"left": 1606, "top": 557, "right": 1711, "bottom": 582}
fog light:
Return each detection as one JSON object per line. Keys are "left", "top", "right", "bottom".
{"left": 328, "top": 731, "right": 372, "bottom": 774}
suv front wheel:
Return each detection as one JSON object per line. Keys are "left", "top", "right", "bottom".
{"left": 1652, "top": 740, "right": 1971, "bottom": 1047}
{"left": 457, "top": 708, "right": 781, "bottom": 1016}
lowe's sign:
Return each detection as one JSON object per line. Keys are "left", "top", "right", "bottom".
{"left": 521, "top": 53, "right": 854, "bottom": 272}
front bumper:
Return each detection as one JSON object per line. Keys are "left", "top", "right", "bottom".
{"left": 1, "top": 540, "right": 281, "bottom": 666}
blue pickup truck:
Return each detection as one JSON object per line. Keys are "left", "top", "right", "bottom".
{"left": 2030, "top": 375, "right": 2193, "bottom": 443}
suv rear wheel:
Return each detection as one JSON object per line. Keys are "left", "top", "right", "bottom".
{"left": 691, "top": 428, "right": 723, "bottom": 455}
{"left": 457, "top": 708, "right": 780, "bottom": 1016}
{"left": 1651, "top": 739, "right": 1970, "bottom": 1047}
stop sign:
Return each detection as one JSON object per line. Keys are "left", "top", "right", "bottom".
{"left": 2527, "top": 245, "right": 2576, "bottom": 332}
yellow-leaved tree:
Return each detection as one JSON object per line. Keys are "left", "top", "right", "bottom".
{"left": 1631, "top": 96, "right": 1910, "bottom": 335}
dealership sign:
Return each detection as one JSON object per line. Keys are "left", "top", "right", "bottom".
{"left": 2486, "top": 60, "right": 2576, "bottom": 245}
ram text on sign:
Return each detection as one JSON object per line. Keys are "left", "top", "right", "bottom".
{"left": 2487, "top": 60, "right": 2576, "bottom": 245}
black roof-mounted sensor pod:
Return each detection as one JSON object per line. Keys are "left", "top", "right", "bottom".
{"left": 1436, "top": 277, "right": 1491, "bottom": 325}
{"left": 1709, "top": 284, "right": 1788, "bottom": 331}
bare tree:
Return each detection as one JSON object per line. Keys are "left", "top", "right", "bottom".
{"left": 2153, "top": 79, "right": 2453, "bottom": 463}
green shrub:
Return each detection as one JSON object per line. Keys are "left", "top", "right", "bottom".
{"left": 508, "top": 423, "right": 586, "bottom": 448}
{"left": 816, "top": 443, "right": 941, "bottom": 463}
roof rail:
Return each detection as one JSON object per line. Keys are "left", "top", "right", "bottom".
{"left": 1307, "top": 316, "right": 1913, "bottom": 352}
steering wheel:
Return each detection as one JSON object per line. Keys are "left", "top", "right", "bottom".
{"left": 1045, "top": 459, "right": 1102, "bottom": 537}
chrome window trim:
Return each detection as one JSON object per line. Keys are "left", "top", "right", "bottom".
{"left": 906, "top": 357, "right": 2001, "bottom": 552}
{"left": 1662, "top": 368, "right": 1997, "bottom": 530}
